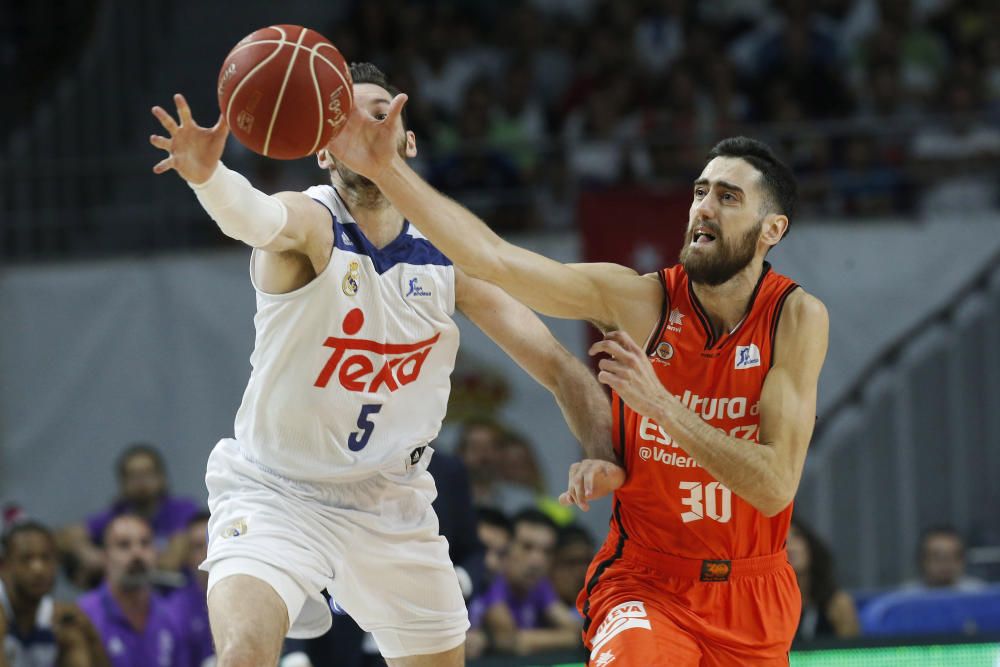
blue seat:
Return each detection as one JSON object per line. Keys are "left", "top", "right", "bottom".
{"left": 860, "top": 585, "right": 1000, "bottom": 636}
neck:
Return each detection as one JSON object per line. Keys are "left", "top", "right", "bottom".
{"left": 130, "top": 497, "right": 161, "bottom": 518}
{"left": 110, "top": 582, "right": 150, "bottom": 614}
{"left": 4, "top": 581, "right": 42, "bottom": 634}
{"left": 689, "top": 257, "right": 766, "bottom": 337}
{"left": 332, "top": 177, "right": 405, "bottom": 249}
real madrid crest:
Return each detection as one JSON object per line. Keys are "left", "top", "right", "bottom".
{"left": 342, "top": 261, "right": 360, "bottom": 296}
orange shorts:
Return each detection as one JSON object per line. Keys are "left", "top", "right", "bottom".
{"left": 578, "top": 540, "right": 800, "bottom": 666}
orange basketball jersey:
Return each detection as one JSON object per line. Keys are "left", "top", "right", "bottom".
{"left": 609, "top": 262, "right": 799, "bottom": 560}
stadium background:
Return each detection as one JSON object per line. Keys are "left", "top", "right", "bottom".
{"left": 1, "top": 0, "right": 998, "bottom": 665}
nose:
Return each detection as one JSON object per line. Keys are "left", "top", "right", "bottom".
{"left": 692, "top": 195, "right": 717, "bottom": 221}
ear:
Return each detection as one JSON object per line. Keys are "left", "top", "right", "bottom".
{"left": 405, "top": 130, "right": 417, "bottom": 158}
{"left": 761, "top": 214, "right": 788, "bottom": 247}
{"left": 317, "top": 149, "right": 333, "bottom": 169}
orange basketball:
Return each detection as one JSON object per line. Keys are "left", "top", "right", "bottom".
{"left": 217, "top": 25, "right": 353, "bottom": 160}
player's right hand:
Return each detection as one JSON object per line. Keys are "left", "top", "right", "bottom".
{"left": 149, "top": 93, "right": 228, "bottom": 185}
{"left": 559, "top": 459, "right": 625, "bottom": 512}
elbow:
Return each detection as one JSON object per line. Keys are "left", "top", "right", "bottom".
{"left": 757, "top": 488, "right": 795, "bottom": 518}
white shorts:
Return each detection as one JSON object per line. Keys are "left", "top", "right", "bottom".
{"left": 201, "top": 439, "right": 468, "bottom": 659}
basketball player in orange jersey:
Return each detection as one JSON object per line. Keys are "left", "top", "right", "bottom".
{"left": 148, "top": 63, "right": 620, "bottom": 667}
{"left": 328, "top": 93, "right": 829, "bottom": 665}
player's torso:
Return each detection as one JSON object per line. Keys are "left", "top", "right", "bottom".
{"left": 613, "top": 263, "right": 798, "bottom": 559}
{"left": 234, "top": 185, "right": 460, "bottom": 482}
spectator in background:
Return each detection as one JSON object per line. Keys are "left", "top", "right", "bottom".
{"left": 788, "top": 518, "right": 860, "bottom": 641}
{"left": 473, "top": 509, "right": 581, "bottom": 656}
{"left": 1, "top": 520, "right": 109, "bottom": 667}
{"left": 476, "top": 508, "right": 512, "bottom": 588}
{"left": 455, "top": 417, "right": 535, "bottom": 514}
{"left": 78, "top": 515, "right": 189, "bottom": 667}
{"left": 906, "top": 525, "right": 987, "bottom": 591}
{"left": 499, "top": 432, "right": 573, "bottom": 526}
{"left": 166, "top": 513, "right": 212, "bottom": 667}
{"left": 550, "top": 524, "right": 596, "bottom": 615}
{"left": 58, "top": 444, "right": 199, "bottom": 588}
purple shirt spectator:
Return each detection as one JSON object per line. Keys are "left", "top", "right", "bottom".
{"left": 472, "top": 573, "right": 559, "bottom": 629}
{"left": 78, "top": 583, "right": 190, "bottom": 667}
{"left": 166, "top": 577, "right": 213, "bottom": 667}
{"left": 87, "top": 496, "right": 199, "bottom": 550}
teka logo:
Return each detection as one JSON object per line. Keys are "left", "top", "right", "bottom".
{"left": 735, "top": 343, "right": 761, "bottom": 369}
{"left": 405, "top": 276, "right": 432, "bottom": 297}
{"left": 313, "top": 308, "right": 439, "bottom": 392}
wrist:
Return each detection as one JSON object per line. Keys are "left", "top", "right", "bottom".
{"left": 187, "top": 160, "right": 222, "bottom": 188}
{"left": 376, "top": 154, "right": 409, "bottom": 186}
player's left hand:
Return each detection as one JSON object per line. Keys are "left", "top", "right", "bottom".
{"left": 590, "top": 330, "right": 669, "bottom": 418}
{"left": 559, "top": 459, "right": 625, "bottom": 511}
{"left": 326, "top": 93, "right": 408, "bottom": 183}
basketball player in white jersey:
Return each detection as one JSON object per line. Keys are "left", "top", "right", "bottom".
{"left": 149, "top": 63, "right": 622, "bottom": 667}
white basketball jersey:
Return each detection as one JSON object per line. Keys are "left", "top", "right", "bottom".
{"left": 1, "top": 580, "right": 57, "bottom": 667}
{"left": 233, "top": 185, "right": 460, "bottom": 482}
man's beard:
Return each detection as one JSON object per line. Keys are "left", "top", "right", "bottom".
{"left": 118, "top": 559, "right": 150, "bottom": 590}
{"left": 330, "top": 136, "right": 408, "bottom": 210}
{"left": 679, "top": 218, "right": 762, "bottom": 286}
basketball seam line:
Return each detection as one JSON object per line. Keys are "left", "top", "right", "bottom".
{"left": 224, "top": 27, "right": 288, "bottom": 142}
{"left": 228, "top": 40, "right": 347, "bottom": 81}
{"left": 264, "top": 27, "right": 308, "bottom": 156}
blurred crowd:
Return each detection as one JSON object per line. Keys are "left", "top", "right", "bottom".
{"left": 4, "top": 424, "right": 999, "bottom": 666}
{"left": 297, "top": 0, "right": 1000, "bottom": 227}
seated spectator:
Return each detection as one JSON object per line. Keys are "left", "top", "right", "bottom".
{"left": 1, "top": 520, "right": 108, "bottom": 666}
{"left": 477, "top": 508, "right": 512, "bottom": 588}
{"left": 166, "top": 512, "right": 212, "bottom": 667}
{"left": 904, "top": 525, "right": 988, "bottom": 592}
{"left": 551, "top": 524, "right": 595, "bottom": 614}
{"left": 473, "top": 509, "right": 581, "bottom": 655}
{"left": 78, "top": 515, "right": 190, "bottom": 667}
{"left": 455, "top": 418, "right": 535, "bottom": 514}
{"left": 59, "top": 444, "right": 200, "bottom": 588}
{"left": 499, "top": 432, "right": 573, "bottom": 526}
{"left": 788, "top": 518, "right": 860, "bottom": 641}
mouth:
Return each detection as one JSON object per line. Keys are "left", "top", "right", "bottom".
{"left": 691, "top": 227, "right": 718, "bottom": 246}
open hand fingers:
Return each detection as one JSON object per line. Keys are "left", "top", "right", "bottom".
{"left": 149, "top": 134, "right": 171, "bottom": 151}
{"left": 152, "top": 106, "right": 178, "bottom": 135}
{"left": 386, "top": 93, "right": 409, "bottom": 126}
{"left": 174, "top": 93, "right": 193, "bottom": 125}
{"left": 152, "top": 156, "right": 174, "bottom": 174}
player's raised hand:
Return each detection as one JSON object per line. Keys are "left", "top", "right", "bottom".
{"left": 326, "top": 93, "right": 409, "bottom": 182}
{"left": 559, "top": 459, "right": 625, "bottom": 511}
{"left": 149, "top": 94, "right": 228, "bottom": 185}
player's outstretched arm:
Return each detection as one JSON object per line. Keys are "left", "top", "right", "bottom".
{"left": 456, "top": 270, "right": 619, "bottom": 468}
{"left": 149, "top": 94, "right": 328, "bottom": 259}
{"left": 327, "top": 95, "right": 662, "bottom": 340}
{"left": 593, "top": 290, "right": 829, "bottom": 517}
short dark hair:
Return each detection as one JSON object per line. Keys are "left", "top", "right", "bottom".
{"left": 707, "top": 137, "right": 797, "bottom": 228}
{"left": 557, "top": 523, "right": 595, "bottom": 551}
{"left": 919, "top": 525, "right": 965, "bottom": 559}
{"left": 187, "top": 510, "right": 211, "bottom": 529}
{"left": 512, "top": 508, "right": 557, "bottom": 535}
{"left": 102, "top": 512, "right": 152, "bottom": 546}
{"left": 348, "top": 62, "right": 407, "bottom": 128}
{"left": 455, "top": 416, "right": 505, "bottom": 455}
{"left": 1, "top": 520, "right": 54, "bottom": 558}
{"left": 477, "top": 507, "right": 512, "bottom": 536}
{"left": 116, "top": 443, "right": 165, "bottom": 479}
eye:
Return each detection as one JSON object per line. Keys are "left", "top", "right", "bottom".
{"left": 374, "top": 112, "right": 388, "bottom": 121}
{"left": 722, "top": 192, "right": 736, "bottom": 202}
{"left": 694, "top": 188, "right": 706, "bottom": 198}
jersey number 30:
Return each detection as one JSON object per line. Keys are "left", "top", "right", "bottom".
{"left": 679, "top": 481, "right": 732, "bottom": 523}
{"left": 348, "top": 404, "right": 382, "bottom": 451}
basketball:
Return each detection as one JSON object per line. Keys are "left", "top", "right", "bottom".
{"left": 217, "top": 25, "right": 353, "bottom": 160}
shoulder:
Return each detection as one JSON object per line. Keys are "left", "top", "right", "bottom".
{"left": 776, "top": 288, "right": 829, "bottom": 340}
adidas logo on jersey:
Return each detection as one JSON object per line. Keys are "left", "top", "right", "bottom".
{"left": 313, "top": 308, "right": 439, "bottom": 393}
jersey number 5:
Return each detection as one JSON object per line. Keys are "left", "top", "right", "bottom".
{"left": 349, "top": 404, "right": 382, "bottom": 451}
{"left": 679, "top": 481, "right": 732, "bottom": 523}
